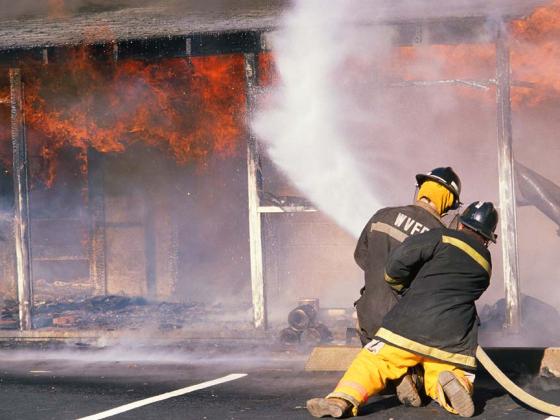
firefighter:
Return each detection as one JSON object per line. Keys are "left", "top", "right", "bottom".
{"left": 353, "top": 167, "right": 462, "bottom": 406}
{"left": 307, "top": 201, "right": 498, "bottom": 418}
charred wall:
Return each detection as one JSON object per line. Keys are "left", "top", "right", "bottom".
{"left": 0, "top": 36, "right": 258, "bottom": 330}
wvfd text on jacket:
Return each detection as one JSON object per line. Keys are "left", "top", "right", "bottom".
{"left": 354, "top": 202, "right": 444, "bottom": 342}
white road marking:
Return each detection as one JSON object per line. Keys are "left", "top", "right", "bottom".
{"left": 544, "top": 417, "right": 560, "bottom": 420}
{"left": 76, "top": 373, "right": 247, "bottom": 420}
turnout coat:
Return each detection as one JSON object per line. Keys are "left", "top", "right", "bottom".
{"left": 376, "top": 228, "right": 492, "bottom": 370}
{"left": 354, "top": 201, "right": 444, "bottom": 342}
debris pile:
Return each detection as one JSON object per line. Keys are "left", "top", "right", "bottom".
{"left": 479, "top": 294, "right": 560, "bottom": 346}
{"left": 0, "top": 295, "right": 228, "bottom": 330}
{"left": 0, "top": 299, "right": 18, "bottom": 329}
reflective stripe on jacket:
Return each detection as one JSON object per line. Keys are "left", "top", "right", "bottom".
{"left": 378, "top": 228, "right": 491, "bottom": 370}
{"left": 353, "top": 202, "right": 444, "bottom": 340}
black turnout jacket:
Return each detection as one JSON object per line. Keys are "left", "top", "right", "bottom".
{"left": 376, "top": 228, "right": 492, "bottom": 370}
{"left": 354, "top": 202, "right": 444, "bottom": 342}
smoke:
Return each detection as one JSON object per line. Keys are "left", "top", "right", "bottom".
{"left": 252, "top": 1, "right": 502, "bottom": 238}
{"left": 0, "top": 341, "right": 308, "bottom": 368}
{"left": 253, "top": 2, "right": 400, "bottom": 237}
{"left": 252, "top": 0, "right": 560, "bottom": 314}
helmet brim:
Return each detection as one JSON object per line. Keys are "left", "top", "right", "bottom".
{"left": 415, "top": 173, "right": 462, "bottom": 209}
{"left": 459, "top": 218, "right": 497, "bottom": 242}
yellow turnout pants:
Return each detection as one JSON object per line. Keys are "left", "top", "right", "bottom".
{"left": 327, "top": 340, "right": 474, "bottom": 416}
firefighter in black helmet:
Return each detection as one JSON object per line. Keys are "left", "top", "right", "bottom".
{"left": 353, "top": 166, "right": 461, "bottom": 407}
{"left": 415, "top": 167, "right": 462, "bottom": 210}
{"left": 354, "top": 166, "right": 462, "bottom": 343}
{"left": 307, "top": 202, "right": 498, "bottom": 418}
{"left": 459, "top": 201, "right": 498, "bottom": 243}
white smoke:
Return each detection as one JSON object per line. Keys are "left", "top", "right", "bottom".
{"left": 252, "top": 1, "right": 506, "bottom": 239}
{"left": 253, "top": 1, "right": 399, "bottom": 237}
{"left": 250, "top": 0, "right": 511, "bottom": 308}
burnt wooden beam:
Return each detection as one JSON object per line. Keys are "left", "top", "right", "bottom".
{"left": 151, "top": 203, "right": 180, "bottom": 301}
{"left": 114, "top": 32, "right": 261, "bottom": 60}
{"left": 87, "top": 148, "right": 107, "bottom": 295}
{"left": 495, "top": 26, "right": 521, "bottom": 332}
{"left": 165, "top": 197, "right": 180, "bottom": 293}
{"left": 166, "top": 211, "right": 180, "bottom": 300}
{"left": 244, "top": 51, "right": 267, "bottom": 330}
{"left": 9, "top": 68, "right": 33, "bottom": 331}
{"left": 0, "top": 31, "right": 262, "bottom": 66}
{"left": 144, "top": 193, "right": 157, "bottom": 299}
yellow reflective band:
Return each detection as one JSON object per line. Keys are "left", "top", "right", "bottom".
{"left": 335, "top": 380, "right": 369, "bottom": 403}
{"left": 442, "top": 235, "right": 491, "bottom": 275}
{"left": 370, "top": 222, "right": 408, "bottom": 243}
{"left": 375, "top": 328, "right": 477, "bottom": 369}
{"left": 384, "top": 272, "right": 398, "bottom": 284}
{"left": 384, "top": 273, "right": 404, "bottom": 292}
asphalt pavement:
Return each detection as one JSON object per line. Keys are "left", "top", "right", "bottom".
{"left": 0, "top": 343, "right": 558, "bottom": 420}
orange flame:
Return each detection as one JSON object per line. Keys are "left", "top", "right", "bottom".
{"left": 510, "top": 0, "right": 560, "bottom": 104}
{"left": 22, "top": 48, "right": 246, "bottom": 187}
{"left": 258, "top": 52, "right": 278, "bottom": 87}
{"left": 10, "top": 1, "right": 559, "bottom": 187}
{"left": 511, "top": 0, "right": 560, "bottom": 41}
{"left": 259, "top": 2, "right": 560, "bottom": 107}
{"left": 390, "top": 0, "right": 560, "bottom": 106}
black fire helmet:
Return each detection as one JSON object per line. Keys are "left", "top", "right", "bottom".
{"left": 459, "top": 201, "right": 499, "bottom": 243}
{"left": 415, "top": 167, "right": 462, "bottom": 210}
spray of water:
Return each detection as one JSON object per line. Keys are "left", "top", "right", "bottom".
{"left": 254, "top": 0, "right": 560, "bottom": 336}
{"left": 253, "top": 1, "right": 398, "bottom": 237}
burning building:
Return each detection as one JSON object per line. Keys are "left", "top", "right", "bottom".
{"left": 0, "top": 0, "right": 361, "bottom": 338}
{"left": 0, "top": 0, "right": 559, "bottom": 344}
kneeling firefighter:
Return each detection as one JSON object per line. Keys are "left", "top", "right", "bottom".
{"left": 353, "top": 167, "right": 462, "bottom": 405}
{"left": 307, "top": 201, "right": 499, "bottom": 418}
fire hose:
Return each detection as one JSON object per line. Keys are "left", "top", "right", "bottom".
{"left": 475, "top": 346, "right": 560, "bottom": 417}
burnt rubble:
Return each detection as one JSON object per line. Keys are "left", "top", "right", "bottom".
{"left": 0, "top": 295, "right": 231, "bottom": 331}
{"left": 479, "top": 294, "right": 560, "bottom": 346}
{"left": 0, "top": 299, "right": 18, "bottom": 329}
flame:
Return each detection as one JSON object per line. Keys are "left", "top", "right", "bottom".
{"left": 258, "top": 52, "right": 278, "bottom": 86}
{"left": 9, "top": 1, "right": 558, "bottom": 187}
{"left": 510, "top": 0, "right": 560, "bottom": 105}
{"left": 22, "top": 47, "right": 246, "bottom": 187}
{"left": 390, "top": 0, "right": 560, "bottom": 106}
{"left": 511, "top": 0, "right": 560, "bottom": 41}
{"left": 259, "top": 2, "right": 560, "bottom": 107}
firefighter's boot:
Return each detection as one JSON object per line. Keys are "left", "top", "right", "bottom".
{"left": 395, "top": 373, "right": 422, "bottom": 407}
{"left": 306, "top": 397, "right": 352, "bottom": 418}
{"left": 438, "top": 371, "right": 475, "bottom": 417}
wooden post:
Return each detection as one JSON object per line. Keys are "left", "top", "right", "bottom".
{"left": 87, "top": 148, "right": 107, "bottom": 295}
{"left": 144, "top": 192, "right": 157, "bottom": 299}
{"left": 496, "top": 27, "right": 521, "bottom": 332}
{"left": 9, "top": 68, "right": 33, "bottom": 330}
{"left": 244, "top": 52, "right": 267, "bottom": 329}
{"left": 166, "top": 213, "right": 179, "bottom": 298}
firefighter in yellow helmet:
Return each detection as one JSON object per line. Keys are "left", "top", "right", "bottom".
{"left": 307, "top": 201, "right": 499, "bottom": 418}
{"left": 353, "top": 167, "right": 461, "bottom": 405}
